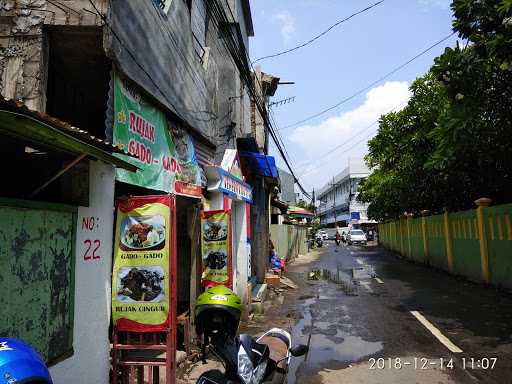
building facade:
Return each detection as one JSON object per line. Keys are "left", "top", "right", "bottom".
{"left": 0, "top": 1, "right": 269, "bottom": 383}
{"left": 277, "top": 167, "right": 296, "bottom": 204}
{"left": 317, "top": 158, "right": 371, "bottom": 227}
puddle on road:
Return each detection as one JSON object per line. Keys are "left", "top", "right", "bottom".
{"left": 306, "top": 265, "right": 377, "bottom": 297}
{"left": 305, "top": 332, "right": 382, "bottom": 365}
{"left": 287, "top": 276, "right": 383, "bottom": 384}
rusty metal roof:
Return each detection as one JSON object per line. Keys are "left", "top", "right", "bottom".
{"left": 0, "top": 97, "right": 138, "bottom": 172}
{"left": 0, "top": 97, "right": 124, "bottom": 153}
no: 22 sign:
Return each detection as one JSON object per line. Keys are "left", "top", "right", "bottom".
{"left": 83, "top": 239, "right": 101, "bottom": 260}
{"left": 82, "top": 216, "right": 102, "bottom": 261}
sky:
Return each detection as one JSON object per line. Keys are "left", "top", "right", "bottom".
{"left": 247, "top": 0, "right": 458, "bottom": 195}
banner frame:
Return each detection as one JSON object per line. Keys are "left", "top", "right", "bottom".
{"left": 112, "top": 194, "right": 177, "bottom": 333}
{"left": 200, "top": 209, "right": 233, "bottom": 289}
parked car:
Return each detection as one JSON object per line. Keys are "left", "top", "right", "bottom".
{"left": 347, "top": 229, "right": 367, "bottom": 246}
{"left": 318, "top": 230, "right": 329, "bottom": 240}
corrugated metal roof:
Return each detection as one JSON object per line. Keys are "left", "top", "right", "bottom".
{"left": 0, "top": 97, "right": 126, "bottom": 155}
{"left": 0, "top": 97, "right": 138, "bottom": 172}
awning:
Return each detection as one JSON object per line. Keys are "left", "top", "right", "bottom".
{"left": 288, "top": 206, "right": 315, "bottom": 218}
{"left": 205, "top": 166, "right": 253, "bottom": 203}
{"left": 271, "top": 197, "right": 288, "bottom": 214}
{"left": 0, "top": 108, "right": 138, "bottom": 172}
{"left": 239, "top": 152, "right": 279, "bottom": 180}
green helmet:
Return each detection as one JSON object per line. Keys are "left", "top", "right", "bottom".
{"left": 195, "top": 285, "right": 243, "bottom": 337}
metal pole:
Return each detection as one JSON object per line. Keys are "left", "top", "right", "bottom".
{"left": 28, "top": 153, "right": 87, "bottom": 198}
{"left": 333, "top": 177, "right": 337, "bottom": 227}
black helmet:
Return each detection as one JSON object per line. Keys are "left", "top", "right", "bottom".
{"left": 195, "top": 286, "right": 243, "bottom": 338}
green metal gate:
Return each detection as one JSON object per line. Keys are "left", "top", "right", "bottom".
{"left": 0, "top": 199, "right": 76, "bottom": 364}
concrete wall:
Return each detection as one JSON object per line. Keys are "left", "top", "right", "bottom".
{"left": 0, "top": 0, "right": 107, "bottom": 111}
{"left": 379, "top": 201, "right": 512, "bottom": 290}
{"left": 232, "top": 200, "right": 249, "bottom": 304}
{"left": 278, "top": 167, "right": 296, "bottom": 204}
{"left": 270, "top": 224, "right": 307, "bottom": 262}
{"left": 249, "top": 177, "right": 269, "bottom": 282}
{"left": 50, "top": 161, "right": 115, "bottom": 384}
{"left": 0, "top": 0, "right": 252, "bottom": 156}
{"left": 109, "top": 0, "right": 252, "bottom": 156}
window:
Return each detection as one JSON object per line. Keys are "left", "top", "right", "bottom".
{"left": 191, "top": 0, "right": 208, "bottom": 61}
{"left": 153, "top": 0, "right": 173, "bottom": 14}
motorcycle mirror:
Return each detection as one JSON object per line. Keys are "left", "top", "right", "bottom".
{"left": 289, "top": 344, "right": 309, "bottom": 357}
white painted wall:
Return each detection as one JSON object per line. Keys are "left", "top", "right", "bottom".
{"left": 232, "top": 200, "right": 248, "bottom": 304}
{"left": 50, "top": 161, "right": 115, "bottom": 384}
{"left": 204, "top": 193, "right": 250, "bottom": 305}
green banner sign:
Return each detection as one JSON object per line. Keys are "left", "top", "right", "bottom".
{"left": 113, "top": 73, "right": 181, "bottom": 192}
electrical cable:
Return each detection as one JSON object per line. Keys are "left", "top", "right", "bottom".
{"left": 88, "top": 0, "right": 302, "bottom": 190}
{"left": 252, "top": 0, "right": 385, "bottom": 64}
{"left": 296, "top": 99, "right": 408, "bottom": 174}
{"left": 86, "top": 0, "right": 191, "bottom": 127}
{"left": 269, "top": 109, "right": 313, "bottom": 190}
{"left": 280, "top": 31, "right": 456, "bottom": 130}
{"left": 207, "top": 0, "right": 311, "bottom": 198}
{"left": 300, "top": 129, "right": 376, "bottom": 178}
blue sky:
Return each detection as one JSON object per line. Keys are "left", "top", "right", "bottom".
{"left": 247, "top": 0, "right": 457, "bottom": 194}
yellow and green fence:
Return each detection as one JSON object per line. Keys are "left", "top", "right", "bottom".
{"left": 379, "top": 198, "right": 512, "bottom": 289}
{"left": 270, "top": 224, "right": 307, "bottom": 261}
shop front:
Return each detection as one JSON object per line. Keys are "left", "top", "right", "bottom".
{"left": 109, "top": 71, "right": 207, "bottom": 384}
{"left": 0, "top": 97, "right": 138, "bottom": 384}
{"left": 204, "top": 149, "right": 253, "bottom": 306}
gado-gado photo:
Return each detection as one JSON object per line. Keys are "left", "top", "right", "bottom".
{"left": 203, "top": 220, "right": 228, "bottom": 242}
{"left": 204, "top": 250, "right": 227, "bottom": 270}
{"left": 116, "top": 266, "right": 165, "bottom": 303}
{"left": 120, "top": 215, "right": 166, "bottom": 250}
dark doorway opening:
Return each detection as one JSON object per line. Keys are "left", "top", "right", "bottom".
{"left": 45, "top": 26, "right": 110, "bottom": 139}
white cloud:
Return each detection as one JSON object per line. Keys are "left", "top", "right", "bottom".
{"left": 288, "top": 81, "right": 411, "bottom": 188}
{"left": 417, "top": 0, "right": 451, "bottom": 10}
{"left": 273, "top": 10, "right": 296, "bottom": 43}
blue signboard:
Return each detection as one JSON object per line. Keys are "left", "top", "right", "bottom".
{"left": 351, "top": 211, "right": 360, "bottom": 221}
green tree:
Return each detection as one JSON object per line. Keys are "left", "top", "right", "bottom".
{"left": 358, "top": 0, "right": 512, "bottom": 220}
{"left": 358, "top": 73, "right": 451, "bottom": 220}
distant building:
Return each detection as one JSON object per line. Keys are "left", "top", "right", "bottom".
{"left": 278, "top": 167, "right": 296, "bottom": 204}
{"left": 317, "top": 158, "right": 372, "bottom": 226}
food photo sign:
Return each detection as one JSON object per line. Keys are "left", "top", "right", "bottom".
{"left": 112, "top": 195, "right": 174, "bottom": 331}
{"left": 201, "top": 210, "right": 232, "bottom": 288}
{"left": 113, "top": 72, "right": 203, "bottom": 197}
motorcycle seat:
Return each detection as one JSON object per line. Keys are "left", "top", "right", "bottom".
{"left": 239, "top": 334, "right": 269, "bottom": 366}
{"left": 257, "top": 336, "right": 288, "bottom": 368}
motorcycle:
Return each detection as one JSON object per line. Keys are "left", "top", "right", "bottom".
{"left": 197, "top": 328, "right": 308, "bottom": 384}
{"left": 315, "top": 236, "right": 323, "bottom": 248}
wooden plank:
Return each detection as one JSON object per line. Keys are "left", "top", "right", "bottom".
{"left": 0, "top": 196, "right": 77, "bottom": 212}
{"left": 280, "top": 276, "right": 298, "bottom": 289}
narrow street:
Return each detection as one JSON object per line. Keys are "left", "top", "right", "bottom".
{"left": 259, "top": 242, "right": 512, "bottom": 384}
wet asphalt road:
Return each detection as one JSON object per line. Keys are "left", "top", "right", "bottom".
{"left": 286, "top": 242, "right": 512, "bottom": 384}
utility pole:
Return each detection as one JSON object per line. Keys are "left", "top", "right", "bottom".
{"left": 332, "top": 176, "right": 337, "bottom": 228}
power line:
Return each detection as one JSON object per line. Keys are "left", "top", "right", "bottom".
{"left": 280, "top": 31, "right": 457, "bottom": 130}
{"left": 269, "top": 110, "right": 313, "bottom": 191}
{"left": 298, "top": 99, "right": 408, "bottom": 178}
{"left": 87, "top": 0, "right": 309, "bottom": 195}
{"left": 86, "top": 0, "right": 191, "bottom": 126}
{"left": 252, "top": 0, "right": 385, "bottom": 64}
{"left": 208, "top": 0, "right": 311, "bottom": 199}
{"left": 297, "top": 99, "right": 408, "bottom": 173}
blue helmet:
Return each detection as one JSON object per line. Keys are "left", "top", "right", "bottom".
{"left": 0, "top": 338, "right": 53, "bottom": 384}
